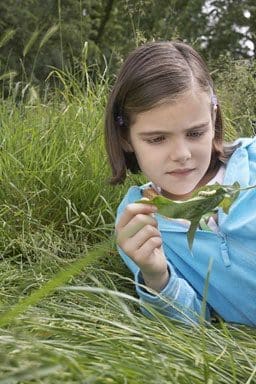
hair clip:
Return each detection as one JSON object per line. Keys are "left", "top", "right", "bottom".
{"left": 211, "top": 94, "right": 218, "bottom": 106}
{"left": 116, "top": 114, "right": 124, "bottom": 126}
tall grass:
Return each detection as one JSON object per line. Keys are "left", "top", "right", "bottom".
{"left": 0, "top": 51, "right": 255, "bottom": 382}
{"left": 0, "top": 269, "right": 256, "bottom": 383}
{"left": 0, "top": 76, "right": 122, "bottom": 258}
{"left": 211, "top": 56, "right": 256, "bottom": 139}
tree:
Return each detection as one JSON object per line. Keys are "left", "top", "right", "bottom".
{"left": 0, "top": 0, "right": 255, "bottom": 90}
{"left": 201, "top": 0, "right": 256, "bottom": 58}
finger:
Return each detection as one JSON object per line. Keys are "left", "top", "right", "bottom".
{"left": 119, "top": 224, "right": 161, "bottom": 257}
{"left": 117, "top": 214, "right": 157, "bottom": 244}
{"left": 116, "top": 203, "right": 157, "bottom": 229}
{"left": 134, "top": 236, "right": 162, "bottom": 265}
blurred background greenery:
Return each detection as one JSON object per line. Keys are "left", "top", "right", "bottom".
{"left": 0, "top": 0, "right": 255, "bottom": 85}
{"left": 1, "top": 0, "right": 255, "bottom": 134}
{"left": 0, "top": 2, "right": 256, "bottom": 382}
{"left": 0, "top": 0, "right": 255, "bottom": 297}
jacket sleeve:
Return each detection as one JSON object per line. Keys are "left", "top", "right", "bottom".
{"left": 116, "top": 186, "right": 212, "bottom": 325}
{"left": 118, "top": 245, "right": 211, "bottom": 325}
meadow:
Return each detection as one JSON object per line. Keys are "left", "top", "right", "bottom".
{"left": 0, "top": 55, "right": 255, "bottom": 383}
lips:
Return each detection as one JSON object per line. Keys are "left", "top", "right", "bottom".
{"left": 167, "top": 168, "right": 195, "bottom": 175}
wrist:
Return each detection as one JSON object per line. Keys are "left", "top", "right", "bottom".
{"left": 142, "top": 267, "right": 170, "bottom": 293}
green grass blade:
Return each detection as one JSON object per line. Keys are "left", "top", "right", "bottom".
{"left": 0, "top": 240, "right": 112, "bottom": 327}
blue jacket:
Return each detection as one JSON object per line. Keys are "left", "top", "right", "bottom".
{"left": 116, "top": 137, "right": 256, "bottom": 326}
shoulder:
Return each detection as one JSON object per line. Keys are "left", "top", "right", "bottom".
{"left": 227, "top": 137, "right": 256, "bottom": 163}
{"left": 233, "top": 136, "right": 256, "bottom": 153}
{"left": 225, "top": 136, "right": 256, "bottom": 185}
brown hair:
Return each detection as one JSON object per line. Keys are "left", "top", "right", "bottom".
{"left": 105, "top": 40, "right": 237, "bottom": 184}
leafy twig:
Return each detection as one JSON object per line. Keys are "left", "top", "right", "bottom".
{"left": 136, "top": 182, "right": 256, "bottom": 249}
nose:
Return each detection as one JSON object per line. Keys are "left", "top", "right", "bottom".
{"left": 168, "top": 138, "right": 191, "bottom": 163}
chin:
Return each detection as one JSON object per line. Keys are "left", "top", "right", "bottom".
{"left": 163, "top": 185, "right": 197, "bottom": 200}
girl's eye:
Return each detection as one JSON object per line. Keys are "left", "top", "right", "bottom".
{"left": 146, "top": 136, "right": 165, "bottom": 144}
{"left": 187, "top": 131, "right": 204, "bottom": 139}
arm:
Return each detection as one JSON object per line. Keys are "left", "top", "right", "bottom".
{"left": 116, "top": 202, "right": 169, "bottom": 292}
{"left": 118, "top": 245, "right": 211, "bottom": 325}
{"left": 116, "top": 197, "right": 211, "bottom": 325}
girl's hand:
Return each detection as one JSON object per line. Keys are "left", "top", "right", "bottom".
{"left": 116, "top": 203, "right": 169, "bottom": 292}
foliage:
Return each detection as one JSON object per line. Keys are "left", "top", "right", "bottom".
{"left": 137, "top": 182, "right": 253, "bottom": 249}
{"left": 0, "top": 261, "right": 256, "bottom": 383}
{"left": 0, "top": 75, "right": 110, "bottom": 259}
{"left": 0, "top": 47, "right": 255, "bottom": 383}
{"left": 204, "top": 0, "right": 256, "bottom": 59}
{"left": 0, "top": 0, "right": 255, "bottom": 90}
{"left": 211, "top": 56, "right": 256, "bottom": 137}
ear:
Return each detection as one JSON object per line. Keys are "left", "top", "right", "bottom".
{"left": 121, "top": 137, "right": 134, "bottom": 152}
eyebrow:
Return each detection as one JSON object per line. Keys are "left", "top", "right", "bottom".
{"left": 137, "top": 122, "right": 210, "bottom": 137}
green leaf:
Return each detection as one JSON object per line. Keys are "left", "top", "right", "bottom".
{"left": 136, "top": 182, "right": 256, "bottom": 249}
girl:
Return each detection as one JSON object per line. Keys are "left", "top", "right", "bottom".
{"left": 104, "top": 40, "right": 256, "bottom": 326}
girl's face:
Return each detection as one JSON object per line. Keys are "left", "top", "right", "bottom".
{"left": 126, "top": 90, "right": 216, "bottom": 200}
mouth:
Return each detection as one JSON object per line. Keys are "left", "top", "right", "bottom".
{"left": 167, "top": 168, "right": 195, "bottom": 176}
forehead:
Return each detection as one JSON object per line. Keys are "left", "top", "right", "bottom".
{"left": 130, "top": 90, "right": 212, "bottom": 132}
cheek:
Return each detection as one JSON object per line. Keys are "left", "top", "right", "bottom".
{"left": 196, "top": 138, "right": 213, "bottom": 162}
{"left": 135, "top": 150, "right": 151, "bottom": 168}
{"left": 203, "top": 146, "right": 214, "bottom": 167}
{"left": 133, "top": 146, "right": 159, "bottom": 173}
{"left": 132, "top": 142, "right": 149, "bottom": 159}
